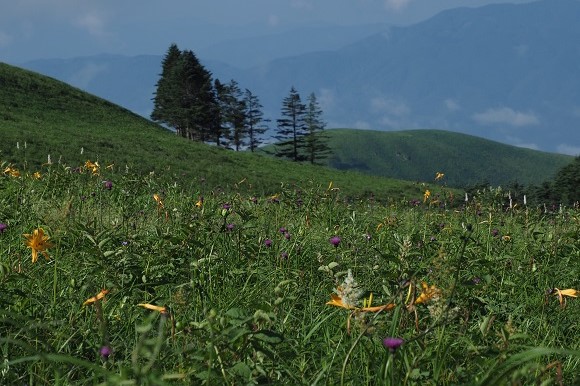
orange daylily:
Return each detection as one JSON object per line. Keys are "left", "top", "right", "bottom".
{"left": 138, "top": 303, "right": 168, "bottom": 314}
{"left": 153, "top": 194, "right": 164, "bottom": 208}
{"left": 435, "top": 172, "right": 445, "bottom": 181}
{"left": 423, "top": 190, "right": 431, "bottom": 203}
{"left": 83, "top": 289, "right": 109, "bottom": 306}
{"left": 4, "top": 166, "right": 21, "bottom": 177}
{"left": 85, "top": 160, "right": 99, "bottom": 175}
{"left": 23, "top": 228, "right": 54, "bottom": 263}
{"left": 415, "top": 282, "right": 440, "bottom": 305}
{"left": 554, "top": 288, "right": 578, "bottom": 307}
{"left": 326, "top": 293, "right": 395, "bottom": 313}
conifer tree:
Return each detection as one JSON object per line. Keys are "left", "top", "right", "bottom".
{"left": 243, "top": 89, "right": 269, "bottom": 152}
{"left": 151, "top": 43, "right": 182, "bottom": 134}
{"left": 275, "top": 87, "right": 307, "bottom": 161}
{"left": 304, "top": 92, "right": 331, "bottom": 164}
{"left": 151, "top": 44, "right": 218, "bottom": 142}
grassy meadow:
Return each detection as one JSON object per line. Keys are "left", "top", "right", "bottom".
{"left": 0, "top": 62, "right": 424, "bottom": 202}
{"left": 258, "top": 129, "right": 573, "bottom": 188}
{"left": 1, "top": 159, "right": 579, "bottom": 385}
{"left": 1, "top": 62, "right": 580, "bottom": 385}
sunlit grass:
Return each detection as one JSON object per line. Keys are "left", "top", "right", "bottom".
{"left": 1, "top": 159, "right": 579, "bottom": 385}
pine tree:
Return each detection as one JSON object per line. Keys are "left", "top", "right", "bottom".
{"left": 275, "top": 87, "right": 307, "bottom": 162}
{"left": 243, "top": 89, "right": 269, "bottom": 152}
{"left": 151, "top": 45, "right": 218, "bottom": 142}
{"left": 304, "top": 92, "right": 331, "bottom": 164}
{"left": 151, "top": 43, "right": 182, "bottom": 134}
{"left": 177, "top": 50, "right": 218, "bottom": 142}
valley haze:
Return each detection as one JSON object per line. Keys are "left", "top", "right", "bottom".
{"left": 3, "top": 0, "right": 579, "bottom": 155}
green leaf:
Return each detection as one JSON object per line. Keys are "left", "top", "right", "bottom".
{"left": 252, "top": 330, "right": 283, "bottom": 344}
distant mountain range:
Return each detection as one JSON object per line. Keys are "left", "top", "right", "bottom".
{"left": 15, "top": 0, "right": 580, "bottom": 155}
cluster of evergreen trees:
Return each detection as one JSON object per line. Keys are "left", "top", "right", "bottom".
{"left": 151, "top": 44, "right": 268, "bottom": 151}
{"left": 151, "top": 44, "right": 331, "bottom": 163}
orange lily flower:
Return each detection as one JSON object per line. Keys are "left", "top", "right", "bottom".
{"left": 153, "top": 194, "right": 164, "bottom": 208}
{"left": 554, "top": 288, "right": 578, "bottom": 307}
{"left": 83, "top": 289, "right": 109, "bottom": 306}
{"left": 138, "top": 303, "right": 168, "bottom": 314}
{"left": 84, "top": 160, "right": 99, "bottom": 175}
{"left": 23, "top": 228, "right": 54, "bottom": 263}
{"left": 415, "top": 282, "right": 440, "bottom": 305}
{"left": 326, "top": 293, "right": 395, "bottom": 312}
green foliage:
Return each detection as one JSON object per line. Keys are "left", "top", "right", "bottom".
{"left": 2, "top": 59, "right": 579, "bottom": 385}
{"left": 0, "top": 62, "right": 422, "bottom": 201}
{"left": 275, "top": 86, "right": 308, "bottom": 162}
{"left": 318, "top": 129, "right": 573, "bottom": 188}
{"left": 1, "top": 160, "right": 580, "bottom": 385}
{"left": 151, "top": 46, "right": 219, "bottom": 141}
{"left": 304, "top": 92, "right": 331, "bottom": 165}
{"left": 552, "top": 156, "right": 580, "bottom": 205}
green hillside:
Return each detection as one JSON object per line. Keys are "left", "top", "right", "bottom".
{"left": 322, "top": 129, "right": 572, "bottom": 187}
{"left": 0, "top": 62, "right": 425, "bottom": 201}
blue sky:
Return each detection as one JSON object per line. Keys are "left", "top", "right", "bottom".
{"left": 0, "top": 0, "right": 535, "bottom": 63}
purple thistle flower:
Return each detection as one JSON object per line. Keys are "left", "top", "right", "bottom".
{"left": 279, "top": 227, "right": 287, "bottom": 234}
{"left": 491, "top": 228, "right": 499, "bottom": 237}
{"left": 0, "top": 223, "right": 6, "bottom": 233}
{"left": 329, "top": 236, "right": 341, "bottom": 247}
{"left": 226, "top": 223, "right": 235, "bottom": 232}
{"left": 99, "top": 345, "right": 112, "bottom": 359}
{"left": 284, "top": 232, "right": 291, "bottom": 240}
{"left": 264, "top": 239, "right": 273, "bottom": 247}
{"left": 382, "top": 337, "right": 404, "bottom": 354}
{"left": 103, "top": 180, "right": 113, "bottom": 190}
{"left": 222, "top": 203, "right": 231, "bottom": 210}
{"left": 281, "top": 251, "right": 288, "bottom": 259}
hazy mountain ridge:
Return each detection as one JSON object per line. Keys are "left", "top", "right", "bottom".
{"left": 16, "top": 0, "right": 580, "bottom": 155}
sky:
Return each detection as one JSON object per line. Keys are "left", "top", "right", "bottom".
{"left": 0, "top": 0, "right": 536, "bottom": 63}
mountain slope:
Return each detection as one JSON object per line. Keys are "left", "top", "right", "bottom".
{"left": 0, "top": 62, "right": 424, "bottom": 200}
{"left": 14, "top": 0, "right": 580, "bottom": 154}
{"left": 241, "top": 0, "right": 580, "bottom": 154}
{"left": 321, "top": 129, "right": 572, "bottom": 187}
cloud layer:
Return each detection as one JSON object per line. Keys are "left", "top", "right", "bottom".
{"left": 472, "top": 107, "right": 539, "bottom": 127}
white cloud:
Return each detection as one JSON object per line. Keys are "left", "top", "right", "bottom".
{"left": 472, "top": 107, "right": 539, "bottom": 127}
{"left": 444, "top": 98, "right": 460, "bottom": 112}
{"left": 384, "top": 0, "right": 412, "bottom": 11}
{"left": 354, "top": 121, "right": 372, "bottom": 130}
{"left": 379, "top": 116, "right": 399, "bottom": 127}
{"left": 556, "top": 144, "right": 580, "bottom": 156}
{"left": 370, "top": 97, "right": 409, "bottom": 116}
{"left": 317, "top": 88, "right": 335, "bottom": 111}
{"left": 74, "top": 12, "right": 107, "bottom": 37}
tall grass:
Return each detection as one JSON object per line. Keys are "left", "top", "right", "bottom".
{"left": 1, "top": 159, "right": 579, "bottom": 385}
